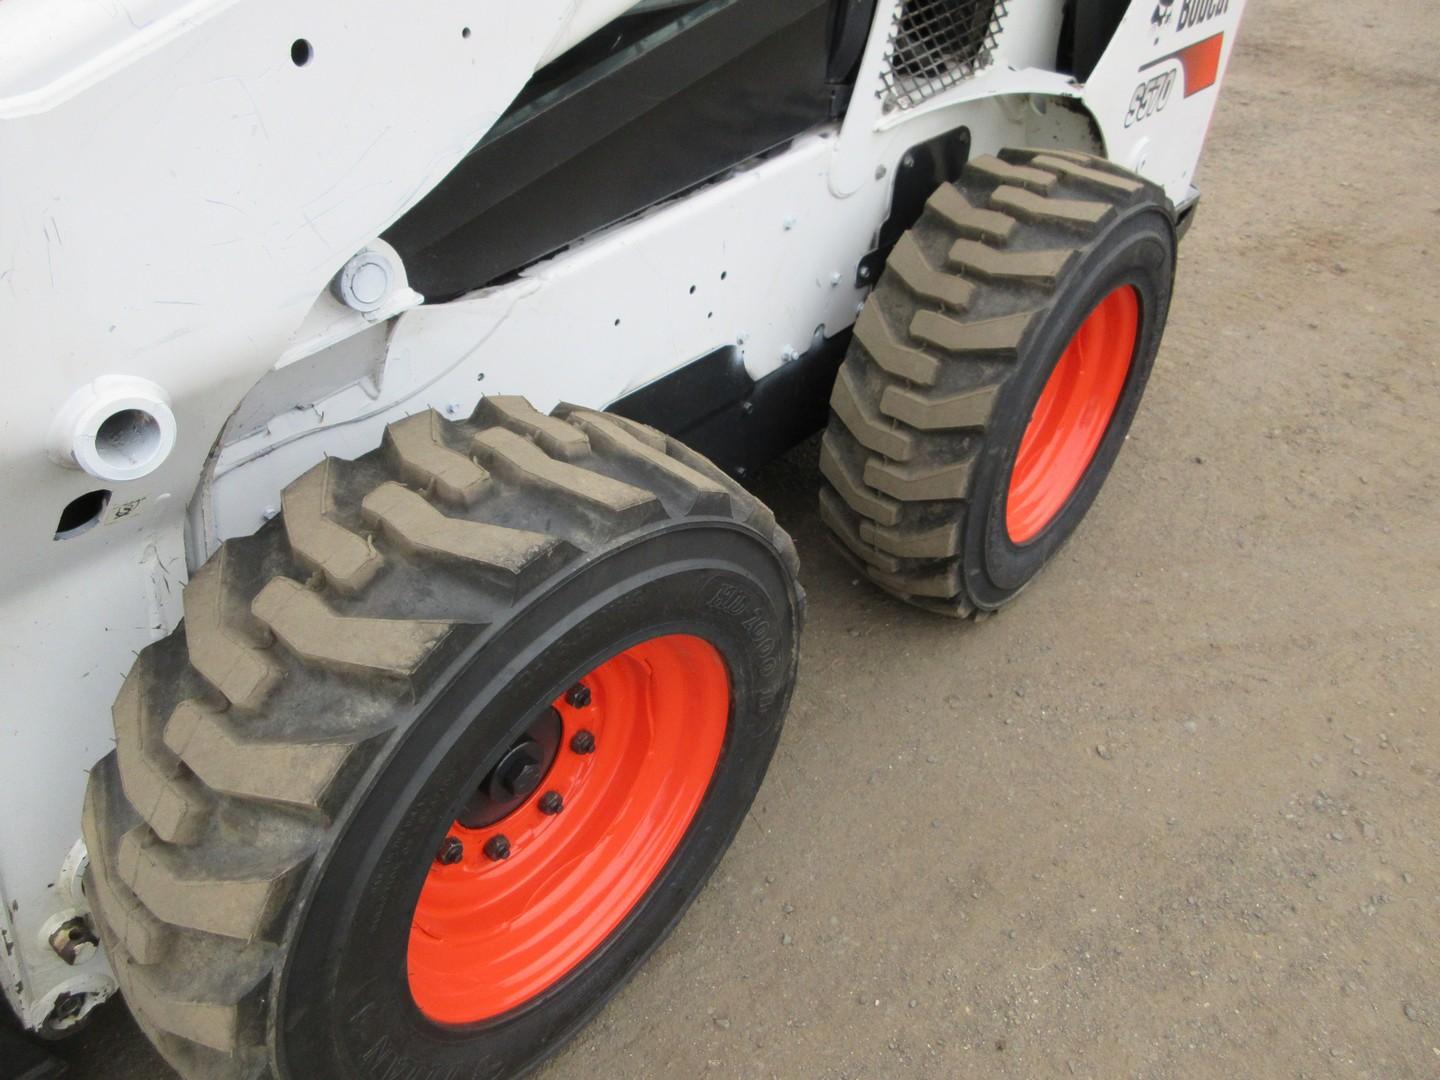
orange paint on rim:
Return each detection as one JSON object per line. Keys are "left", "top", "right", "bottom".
{"left": 1006, "top": 286, "right": 1140, "bottom": 544}
{"left": 407, "top": 634, "right": 729, "bottom": 1024}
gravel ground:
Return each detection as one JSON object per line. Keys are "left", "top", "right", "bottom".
{"left": 46, "top": 0, "right": 1440, "bottom": 1076}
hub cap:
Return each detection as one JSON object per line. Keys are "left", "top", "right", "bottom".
{"left": 1006, "top": 285, "right": 1140, "bottom": 544}
{"left": 408, "top": 634, "right": 730, "bottom": 1024}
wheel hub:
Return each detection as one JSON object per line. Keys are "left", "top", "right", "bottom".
{"left": 457, "top": 708, "right": 563, "bottom": 829}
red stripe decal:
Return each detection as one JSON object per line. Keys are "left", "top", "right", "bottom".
{"left": 1140, "top": 32, "right": 1225, "bottom": 97}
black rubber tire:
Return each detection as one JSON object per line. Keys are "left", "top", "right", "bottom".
{"left": 80, "top": 399, "right": 802, "bottom": 1080}
{"left": 819, "top": 148, "right": 1176, "bottom": 615}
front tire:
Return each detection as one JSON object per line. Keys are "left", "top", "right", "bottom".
{"left": 82, "top": 399, "right": 802, "bottom": 1079}
{"left": 820, "top": 148, "right": 1176, "bottom": 615}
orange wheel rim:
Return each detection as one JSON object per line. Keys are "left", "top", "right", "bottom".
{"left": 407, "top": 634, "right": 729, "bottom": 1024}
{"left": 1006, "top": 285, "right": 1140, "bottom": 544}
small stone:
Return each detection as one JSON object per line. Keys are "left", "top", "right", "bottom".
{"left": 908, "top": 999, "right": 918, "bottom": 1009}
{"left": 1403, "top": 1003, "right": 1419, "bottom": 1022}
{"left": 926, "top": 754, "right": 939, "bottom": 764}
{"left": 1095, "top": 744, "right": 1113, "bottom": 761}
{"left": 848, "top": 628, "right": 861, "bottom": 638}
{"left": 782, "top": 903, "right": 794, "bottom": 914}
{"left": 1403, "top": 872, "right": 1414, "bottom": 884}
{"left": 1183, "top": 720, "right": 1198, "bottom": 734}
{"left": 1014, "top": 687, "right": 1026, "bottom": 698}
{"left": 781, "top": 933, "right": 793, "bottom": 946}
{"left": 1330, "top": 831, "right": 1345, "bottom": 841}
{"left": 714, "top": 1016, "right": 731, "bottom": 1030}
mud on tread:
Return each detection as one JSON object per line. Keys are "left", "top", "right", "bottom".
{"left": 82, "top": 400, "right": 797, "bottom": 1080}
{"left": 819, "top": 149, "right": 1167, "bottom": 616}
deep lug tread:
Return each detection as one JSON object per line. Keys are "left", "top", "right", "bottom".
{"left": 253, "top": 578, "right": 452, "bottom": 679}
{"left": 859, "top": 516, "right": 961, "bottom": 560}
{"left": 384, "top": 410, "right": 491, "bottom": 505}
{"left": 947, "top": 239, "right": 1072, "bottom": 284}
{"left": 1028, "top": 153, "right": 1144, "bottom": 195}
{"left": 182, "top": 547, "right": 280, "bottom": 712}
{"left": 117, "top": 826, "right": 301, "bottom": 943}
{"left": 471, "top": 427, "right": 661, "bottom": 526}
{"left": 361, "top": 481, "right": 558, "bottom": 574}
{"left": 113, "top": 672, "right": 210, "bottom": 846}
{"left": 556, "top": 405, "right": 732, "bottom": 514}
{"left": 818, "top": 487, "right": 902, "bottom": 574}
{"left": 990, "top": 184, "right": 1113, "bottom": 228}
{"left": 853, "top": 303, "right": 941, "bottom": 386}
{"left": 864, "top": 559, "right": 963, "bottom": 600}
{"left": 281, "top": 459, "right": 384, "bottom": 593}
{"left": 819, "top": 431, "right": 902, "bottom": 528}
{"left": 887, "top": 232, "right": 974, "bottom": 309}
{"left": 863, "top": 455, "right": 975, "bottom": 502}
{"left": 910, "top": 309, "right": 1033, "bottom": 356}
{"left": 966, "top": 154, "right": 1059, "bottom": 194}
{"left": 924, "top": 184, "right": 1017, "bottom": 244}
{"left": 829, "top": 364, "right": 915, "bottom": 462}
{"left": 84, "top": 772, "right": 175, "bottom": 965}
{"left": 818, "top": 147, "right": 1167, "bottom": 616}
{"left": 880, "top": 381, "right": 999, "bottom": 431}
{"left": 162, "top": 700, "right": 357, "bottom": 811}
{"left": 473, "top": 395, "right": 590, "bottom": 460}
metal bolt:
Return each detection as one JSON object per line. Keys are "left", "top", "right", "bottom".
{"left": 565, "top": 683, "right": 592, "bottom": 708}
{"left": 504, "top": 759, "right": 544, "bottom": 798}
{"left": 740, "top": 401, "right": 755, "bottom": 416}
{"left": 539, "top": 790, "right": 564, "bottom": 815}
{"left": 49, "top": 992, "right": 85, "bottom": 1025}
{"left": 483, "top": 835, "right": 511, "bottom": 861}
{"left": 570, "top": 730, "right": 596, "bottom": 755}
{"left": 436, "top": 836, "right": 464, "bottom": 865}
{"left": 858, "top": 265, "right": 871, "bottom": 281}
{"left": 48, "top": 917, "right": 98, "bottom": 965}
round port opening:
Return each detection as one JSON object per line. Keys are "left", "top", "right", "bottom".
{"left": 94, "top": 409, "right": 164, "bottom": 474}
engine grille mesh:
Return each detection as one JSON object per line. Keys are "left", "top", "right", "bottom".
{"left": 879, "top": 0, "right": 1006, "bottom": 111}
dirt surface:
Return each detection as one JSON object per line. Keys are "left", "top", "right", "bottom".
{"left": 47, "top": 0, "right": 1440, "bottom": 1076}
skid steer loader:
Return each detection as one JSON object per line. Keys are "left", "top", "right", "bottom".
{"left": 0, "top": 0, "right": 1247, "bottom": 1075}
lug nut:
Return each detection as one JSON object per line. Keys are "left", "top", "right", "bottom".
{"left": 483, "top": 835, "right": 512, "bottom": 861}
{"left": 436, "top": 836, "right": 464, "bottom": 865}
{"left": 565, "top": 683, "right": 592, "bottom": 708}
{"left": 569, "top": 729, "right": 596, "bottom": 755}
{"left": 538, "top": 790, "right": 564, "bottom": 815}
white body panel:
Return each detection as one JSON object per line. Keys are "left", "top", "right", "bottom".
{"left": 0, "top": 0, "right": 1247, "bottom": 1028}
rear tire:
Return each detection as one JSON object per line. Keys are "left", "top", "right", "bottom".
{"left": 820, "top": 148, "right": 1176, "bottom": 615}
{"left": 82, "top": 399, "right": 802, "bottom": 1079}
